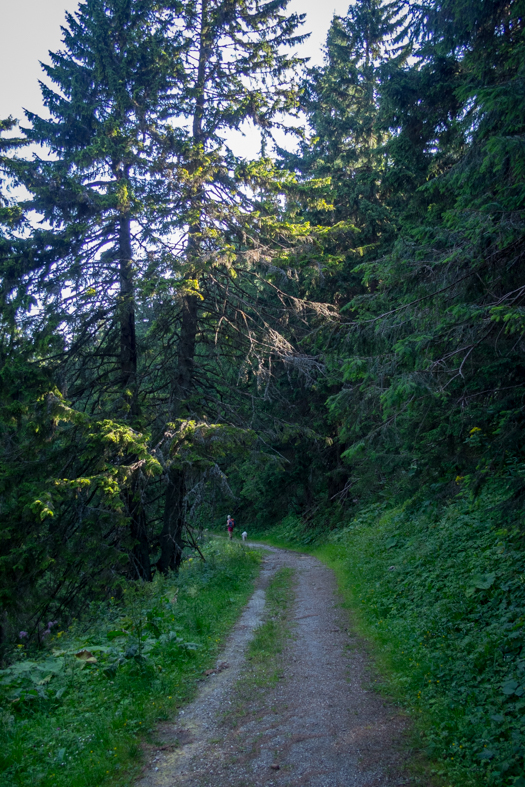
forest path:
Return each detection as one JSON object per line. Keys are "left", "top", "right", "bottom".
{"left": 136, "top": 545, "right": 414, "bottom": 787}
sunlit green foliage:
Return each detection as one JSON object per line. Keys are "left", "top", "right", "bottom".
{"left": 0, "top": 540, "right": 260, "bottom": 787}
{"left": 320, "top": 482, "right": 525, "bottom": 787}
{"left": 1, "top": 2, "right": 525, "bottom": 783}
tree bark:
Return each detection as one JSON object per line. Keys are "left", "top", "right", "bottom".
{"left": 157, "top": 466, "right": 185, "bottom": 573}
{"left": 119, "top": 214, "right": 138, "bottom": 419}
{"left": 158, "top": 294, "right": 199, "bottom": 573}
{"left": 124, "top": 483, "right": 151, "bottom": 581}
{"left": 158, "top": 0, "right": 208, "bottom": 574}
{"left": 119, "top": 211, "right": 151, "bottom": 580}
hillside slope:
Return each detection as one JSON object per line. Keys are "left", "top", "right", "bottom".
{"left": 254, "top": 482, "right": 525, "bottom": 787}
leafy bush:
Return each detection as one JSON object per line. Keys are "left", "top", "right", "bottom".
{"left": 318, "top": 482, "right": 525, "bottom": 786}
{"left": 0, "top": 540, "right": 260, "bottom": 787}
{"left": 247, "top": 513, "right": 329, "bottom": 546}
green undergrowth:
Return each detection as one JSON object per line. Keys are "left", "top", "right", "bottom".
{"left": 0, "top": 541, "right": 261, "bottom": 787}
{"left": 245, "top": 512, "right": 327, "bottom": 547}
{"left": 255, "top": 482, "right": 525, "bottom": 787}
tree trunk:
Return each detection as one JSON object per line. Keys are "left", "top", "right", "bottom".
{"left": 158, "top": 0, "right": 209, "bottom": 574}
{"left": 157, "top": 467, "right": 185, "bottom": 573}
{"left": 118, "top": 211, "right": 151, "bottom": 579}
{"left": 125, "top": 483, "right": 152, "bottom": 581}
{"left": 158, "top": 294, "right": 199, "bottom": 573}
{"left": 119, "top": 214, "right": 138, "bottom": 419}
{"left": 173, "top": 294, "right": 199, "bottom": 406}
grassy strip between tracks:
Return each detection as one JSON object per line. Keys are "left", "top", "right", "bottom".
{"left": 0, "top": 541, "right": 261, "bottom": 787}
{"left": 245, "top": 567, "right": 296, "bottom": 687}
{"left": 225, "top": 566, "right": 296, "bottom": 728}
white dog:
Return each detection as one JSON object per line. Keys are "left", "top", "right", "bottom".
{"left": 241, "top": 531, "right": 248, "bottom": 542}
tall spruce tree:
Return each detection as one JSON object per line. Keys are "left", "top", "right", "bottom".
{"left": 325, "top": 0, "right": 525, "bottom": 500}
{"left": 153, "top": 0, "right": 308, "bottom": 572}
{"left": 0, "top": 120, "right": 48, "bottom": 622}
{"left": 297, "top": 1, "right": 395, "bottom": 235}
{"left": 16, "top": 0, "right": 186, "bottom": 580}
{"left": 21, "top": 0, "right": 184, "bottom": 416}
{"left": 261, "top": 1, "right": 406, "bottom": 512}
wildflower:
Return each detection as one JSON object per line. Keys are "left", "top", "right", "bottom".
{"left": 19, "top": 631, "right": 28, "bottom": 638}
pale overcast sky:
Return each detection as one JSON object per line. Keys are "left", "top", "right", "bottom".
{"left": 0, "top": 0, "right": 350, "bottom": 155}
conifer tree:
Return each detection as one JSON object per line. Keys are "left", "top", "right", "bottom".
{"left": 277, "top": 0, "right": 413, "bottom": 319}
{"left": 259, "top": 1, "right": 405, "bottom": 509}
{"left": 324, "top": 0, "right": 525, "bottom": 500}
{"left": 0, "top": 120, "right": 72, "bottom": 621}
{"left": 153, "top": 0, "right": 308, "bottom": 572}
{"left": 20, "top": 0, "right": 186, "bottom": 416}
{"left": 298, "top": 1, "right": 393, "bottom": 233}
{"left": 16, "top": 0, "right": 185, "bottom": 579}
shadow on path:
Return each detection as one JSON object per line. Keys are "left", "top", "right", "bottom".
{"left": 136, "top": 544, "right": 414, "bottom": 787}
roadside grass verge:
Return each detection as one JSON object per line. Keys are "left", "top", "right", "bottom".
{"left": 0, "top": 541, "right": 261, "bottom": 787}
{"left": 251, "top": 483, "right": 525, "bottom": 787}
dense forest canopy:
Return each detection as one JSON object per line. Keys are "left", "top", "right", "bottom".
{"left": 1, "top": 0, "right": 524, "bottom": 643}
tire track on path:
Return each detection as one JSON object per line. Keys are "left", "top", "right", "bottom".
{"left": 137, "top": 545, "right": 415, "bottom": 787}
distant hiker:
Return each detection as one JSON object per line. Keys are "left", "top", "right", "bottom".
{"left": 242, "top": 531, "right": 248, "bottom": 542}
{"left": 227, "top": 515, "right": 235, "bottom": 540}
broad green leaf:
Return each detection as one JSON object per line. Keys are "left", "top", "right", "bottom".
{"left": 501, "top": 680, "right": 518, "bottom": 695}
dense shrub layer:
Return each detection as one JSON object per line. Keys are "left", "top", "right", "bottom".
{"left": 0, "top": 541, "right": 260, "bottom": 787}
{"left": 257, "top": 484, "right": 525, "bottom": 787}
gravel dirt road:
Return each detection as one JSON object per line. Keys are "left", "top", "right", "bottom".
{"left": 136, "top": 545, "right": 416, "bottom": 787}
